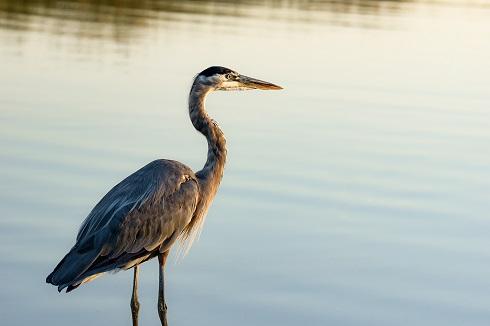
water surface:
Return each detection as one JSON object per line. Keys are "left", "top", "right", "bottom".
{"left": 1, "top": 1, "right": 489, "bottom": 325}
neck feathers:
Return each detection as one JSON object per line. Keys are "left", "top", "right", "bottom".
{"left": 188, "top": 83, "right": 227, "bottom": 191}
{"left": 181, "top": 81, "right": 227, "bottom": 247}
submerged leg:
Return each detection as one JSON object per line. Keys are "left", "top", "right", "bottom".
{"left": 130, "top": 265, "right": 140, "bottom": 326}
{"left": 158, "top": 251, "right": 170, "bottom": 326}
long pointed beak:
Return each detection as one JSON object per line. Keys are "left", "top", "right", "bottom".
{"left": 238, "top": 75, "right": 283, "bottom": 90}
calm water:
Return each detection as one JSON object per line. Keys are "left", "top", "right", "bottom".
{"left": 1, "top": 1, "right": 490, "bottom": 325}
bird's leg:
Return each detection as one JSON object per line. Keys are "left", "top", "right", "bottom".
{"left": 131, "top": 265, "right": 140, "bottom": 326}
{"left": 158, "top": 251, "right": 170, "bottom": 326}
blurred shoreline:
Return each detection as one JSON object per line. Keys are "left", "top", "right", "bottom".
{"left": 0, "top": 0, "right": 416, "bottom": 42}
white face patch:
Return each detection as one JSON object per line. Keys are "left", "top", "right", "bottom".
{"left": 196, "top": 71, "right": 250, "bottom": 91}
{"left": 217, "top": 72, "right": 253, "bottom": 91}
{"left": 217, "top": 80, "right": 250, "bottom": 91}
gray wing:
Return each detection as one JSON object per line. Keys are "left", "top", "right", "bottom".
{"left": 46, "top": 159, "right": 200, "bottom": 292}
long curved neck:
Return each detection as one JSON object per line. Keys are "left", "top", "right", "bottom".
{"left": 189, "top": 83, "right": 227, "bottom": 196}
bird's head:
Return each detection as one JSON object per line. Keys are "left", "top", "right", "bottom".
{"left": 193, "top": 66, "right": 282, "bottom": 92}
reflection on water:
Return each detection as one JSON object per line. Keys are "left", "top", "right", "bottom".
{"left": 1, "top": 1, "right": 490, "bottom": 326}
{"left": 0, "top": 0, "right": 417, "bottom": 43}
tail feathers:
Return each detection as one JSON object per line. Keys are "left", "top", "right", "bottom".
{"left": 46, "top": 246, "right": 101, "bottom": 292}
{"left": 66, "top": 283, "right": 80, "bottom": 293}
{"left": 66, "top": 273, "right": 105, "bottom": 292}
{"left": 46, "top": 234, "right": 156, "bottom": 293}
{"left": 60, "top": 250, "right": 154, "bottom": 292}
{"left": 46, "top": 254, "right": 67, "bottom": 285}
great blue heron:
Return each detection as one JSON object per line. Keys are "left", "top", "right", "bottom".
{"left": 46, "top": 66, "right": 282, "bottom": 325}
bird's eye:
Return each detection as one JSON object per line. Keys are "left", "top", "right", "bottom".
{"left": 226, "top": 73, "right": 234, "bottom": 80}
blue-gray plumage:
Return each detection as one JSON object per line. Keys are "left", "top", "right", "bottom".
{"left": 46, "top": 66, "right": 281, "bottom": 326}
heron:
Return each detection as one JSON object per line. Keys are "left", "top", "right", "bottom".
{"left": 46, "top": 66, "right": 282, "bottom": 326}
